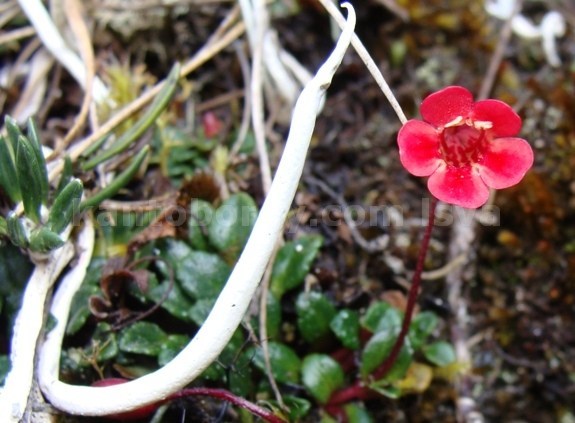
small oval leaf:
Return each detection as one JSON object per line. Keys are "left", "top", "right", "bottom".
{"left": 270, "top": 235, "right": 323, "bottom": 298}
{"left": 208, "top": 193, "right": 258, "bottom": 261}
{"left": 296, "top": 291, "right": 337, "bottom": 343}
{"left": 330, "top": 309, "right": 360, "bottom": 350}
{"left": 422, "top": 341, "right": 456, "bottom": 367}
{"left": 118, "top": 322, "right": 168, "bottom": 356}
{"left": 251, "top": 342, "right": 301, "bottom": 384}
{"left": 302, "top": 354, "right": 345, "bottom": 404}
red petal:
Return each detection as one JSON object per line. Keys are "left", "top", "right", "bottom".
{"left": 427, "top": 164, "right": 490, "bottom": 208}
{"left": 472, "top": 100, "right": 521, "bottom": 137}
{"left": 397, "top": 120, "right": 442, "bottom": 176}
{"left": 420, "top": 86, "right": 474, "bottom": 128}
{"left": 478, "top": 137, "right": 534, "bottom": 189}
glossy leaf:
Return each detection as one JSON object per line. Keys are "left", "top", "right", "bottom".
{"left": 330, "top": 309, "right": 360, "bottom": 350}
{"left": 422, "top": 341, "right": 456, "bottom": 367}
{"left": 296, "top": 291, "right": 337, "bottom": 343}
{"left": 274, "top": 396, "right": 311, "bottom": 422}
{"left": 208, "top": 193, "right": 258, "bottom": 261}
{"left": 146, "top": 280, "right": 196, "bottom": 323}
{"left": 0, "top": 216, "right": 6, "bottom": 237}
{"left": 118, "top": 322, "right": 168, "bottom": 356}
{"left": 0, "top": 134, "right": 20, "bottom": 203}
{"left": 270, "top": 235, "right": 323, "bottom": 298}
{"left": 301, "top": 354, "right": 345, "bottom": 403}
{"left": 408, "top": 311, "right": 439, "bottom": 350}
{"left": 251, "top": 341, "right": 301, "bottom": 384}
{"left": 47, "top": 178, "right": 83, "bottom": 234}
{"left": 344, "top": 403, "right": 373, "bottom": 423}
{"left": 16, "top": 134, "right": 45, "bottom": 222}
{"left": 158, "top": 334, "right": 190, "bottom": 366}
{"left": 66, "top": 282, "right": 101, "bottom": 335}
{"left": 187, "top": 199, "right": 215, "bottom": 250}
{"left": 361, "top": 329, "right": 413, "bottom": 383}
{"left": 360, "top": 301, "right": 392, "bottom": 332}
{"left": 83, "top": 63, "right": 180, "bottom": 170}
{"left": 175, "top": 250, "right": 230, "bottom": 299}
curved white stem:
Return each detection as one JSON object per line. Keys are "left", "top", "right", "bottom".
{"left": 0, "top": 241, "right": 75, "bottom": 422}
{"left": 38, "top": 4, "right": 356, "bottom": 416}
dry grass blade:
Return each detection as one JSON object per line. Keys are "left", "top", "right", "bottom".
{"left": 60, "top": 0, "right": 96, "bottom": 148}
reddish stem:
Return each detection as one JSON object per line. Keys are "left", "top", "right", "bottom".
{"left": 325, "top": 197, "right": 438, "bottom": 413}
{"left": 372, "top": 196, "right": 437, "bottom": 380}
{"left": 173, "top": 388, "right": 286, "bottom": 423}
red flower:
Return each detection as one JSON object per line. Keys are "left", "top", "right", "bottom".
{"left": 397, "top": 86, "right": 534, "bottom": 208}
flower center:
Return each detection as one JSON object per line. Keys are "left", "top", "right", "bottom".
{"left": 439, "top": 118, "right": 489, "bottom": 168}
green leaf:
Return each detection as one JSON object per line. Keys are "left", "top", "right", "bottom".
{"left": 16, "top": 134, "right": 45, "bottom": 222}
{"left": 83, "top": 63, "right": 180, "bottom": 170}
{"left": 0, "top": 134, "right": 21, "bottom": 203}
{"left": 188, "top": 199, "right": 215, "bottom": 250}
{"left": 66, "top": 283, "right": 100, "bottom": 335}
{"left": 175, "top": 250, "right": 230, "bottom": 299}
{"left": 360, "top": 302, "right": 392, "bottom": 332}
{"left": 189, "top": 297, "right": 217, "bottom": 326}
{"left": 47, "top": 178, "right": 83, "bottom": 234}
{"left": 118, "top": 322, "right": 168, "bottom": 356}
{"left": 361, "top": 302, "right": 402, "bottom": 335}
{"left": 408, "top": 311, "right": 439, "bottom": 350}
{"left": 0, "top": 355, "right": 10, "bottom": 386}
{"left": 264, "top": 292, "right": 282, "bottom": 340}
{"left": 301, "top": 354, "right": 345, "bottom": 404}
{"left": 330, "top": 309, "right": 360, "bottom": 350}
{"left": 296, "top": 291, "right": 337, "bottom": 343}
{"left": 4, "top": 115, "right": 22, "bottom": 153}
{"left": 344, "top": 403, "right": 373, "bottom": 423}
{"left": 81, "top": 146, "right": 150, "bottom": 211}
{"left": 274, "top": 396, "right": 311, "bottom": 422}
{"left": 158, "top": 334, "right": 190, "bottom": 366}
{"left": 26, "top": 118, "right": 49, "bottom": 202}
{"left": 6, "top": 214, "right": 28, "bottom": 248}
{"left": 28, "top": 227, "right": 64, "bottom": 253}
{"left": 0, "top": 244, "right": 33, "bottom": 335}
{"left": 270, "top": 235, "right": 323, "bottom": 298}
{"left": 208, "top": 193, "right": 258, "bottom": 261}
{"left": 360, "top": 330, "right": 413, "bottom": 383}
{"left": 251, "top": 341, "right": 301, "bottom": 384}
{"left": 87, "top": 323, "right": 118, "bottom": 362}
{"left": 146, "top": 280, "right": 196, "bottom": 323}
{"left": 422, "top": 341, "right": 456, "bottom": 367}
{"left": 0, "top": 216, "right": 5, "bottom": 237}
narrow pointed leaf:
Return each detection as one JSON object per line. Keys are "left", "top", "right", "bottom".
{"left": 4, "top": 115, "right": 22, "bottom": 153}
{"left": 16, "top": 135, "right": 44, "bottom": 222}
{"left": 83, "top": 63, "right": 180, "bottom": 170}
{"left": 80, "top": 146, "right": 149, "bottom": 211}
{"left": 47, "top": 178, "right": 83, "bottom": 234}
{"left": 26, "top": 118, "right": 49, "bottom": 202}
{"left": 0, "top": 135, "right": 20, "bottom": 202}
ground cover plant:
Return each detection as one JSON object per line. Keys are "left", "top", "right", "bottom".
{"left": 1, "top": 0, "right": 574, "bottom": 422}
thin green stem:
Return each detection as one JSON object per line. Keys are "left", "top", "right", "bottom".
{"left": 372, "top": 196, "right": 438, "bottom": 380}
